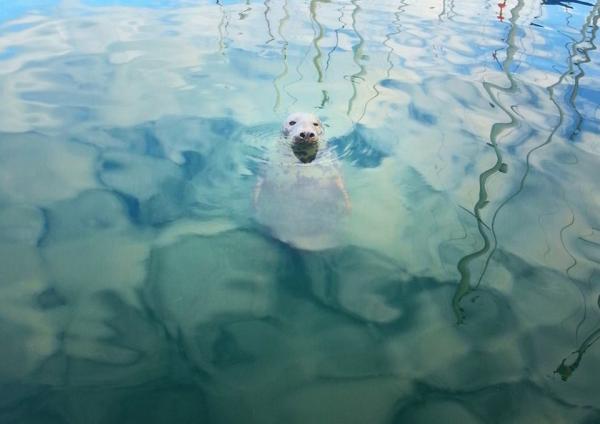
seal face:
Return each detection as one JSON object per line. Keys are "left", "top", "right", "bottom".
{"left": 253, "top": 112, "right": 350, "bottom": 250}
{"left": 282, "top": 112, "right": 323, "bottom": 145}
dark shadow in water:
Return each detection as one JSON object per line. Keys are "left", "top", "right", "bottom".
{"left": 392, "top": 378, "right": 600, "bottom": 423}
{"left": 0, "top": 289, "right": 211, "bottom": 423}
{"left": 328, "top": 124, "right": 388, "bottom": 168}
{"left": 89, "top": 115, "right": 257, "bottom": 226}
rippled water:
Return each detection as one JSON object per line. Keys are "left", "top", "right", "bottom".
{"left": 1, "top": 0, "right": 600, "bottom": 422}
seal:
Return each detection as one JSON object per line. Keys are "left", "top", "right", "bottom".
{"left": 253, "top": 112, "right": 351, "bottom": 250}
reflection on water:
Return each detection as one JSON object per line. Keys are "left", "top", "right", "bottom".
{"left": 1, "top": 0, "right": 600, "bottom": 422}
{"left": 556, "top": 293, "right": 600, "bottom": 381}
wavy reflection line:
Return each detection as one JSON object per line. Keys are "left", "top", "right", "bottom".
{"left": 356, "top": 0, "right": 407, "bottom": 123}
{"left": 553, "top": 5, "right": 600, "bottom": 383}
{"left": 473, "top": 2, "right": 600, "bottom": 305}
{"left": 325, "top": 4, "right": 346, "bottom": 71}
{"left": 346, "top": 0, "right": 365, "bottom": 118}
{"left": 385, "top": 0, "right": 407, "bottom": 78}
{"left": 434, "top": 0, "right": 457, "bottom": 23}
{"left": 439, "top": 221, "right": 470, "bottom": 274}
{"left": 284, "top": 1, "right": 315, "bottom": 111}
{"left": 479, "top": 2, "right": 598, "bottom": 272}
{"left": 216, "top": 0, "right": 230, "bottom": 54}
{"left": 284, "top": 46, "right": 311, "bottom": 110}
{"left": 309, "top": 1, "right": 330, "bottom": 108}
{"left": 555, "top": 282, "right": 600, "bottom": 382}
{"left": 264, "top": 0, "right": 275, "bottom": 44}
{"left": 557, "top": 212, "right": 589, "bottom": 342}
{"left": 452, "top": 0, "right": 525, "bottom": 323}
{"left": 238, "top": 1, "right": 252, "bottom": 21}
{"left": 538, "top": 207, "right": 560, "bottom": 262}
{"left": 273, "top": 0, "right": 290, "bottom": 111}
{"left": 309, "top": 0, "right": 325, "bottom": 83}
{"left": 318, "top": 89, "right": 330, "bottom": 109}
{"left": 565, "top": 4, "right": 599, "bottom": 140}
{"left": 565, "top": 4, "right": 576, "bottom": 32}
{"left": 438, "top": 0, "right": 447, "bottom": 21}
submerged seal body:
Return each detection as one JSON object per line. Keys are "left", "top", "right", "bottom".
{"left": 254, "top": 112, "right": 350, "bottom": 250}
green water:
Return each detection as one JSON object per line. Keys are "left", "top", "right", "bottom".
{"left": 1, "top": 0, "right": 600, "bottom": 422}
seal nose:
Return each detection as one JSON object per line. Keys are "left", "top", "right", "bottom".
{"left": 299, "top": 132, "right": 316, "bottom": 140}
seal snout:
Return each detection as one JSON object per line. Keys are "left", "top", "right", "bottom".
{"left": 296, "top": 130, "right": 318, "bottom": 143}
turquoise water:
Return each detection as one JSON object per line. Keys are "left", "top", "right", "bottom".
{"left": 1, "top": 0, "right": 600, "bottom": 422}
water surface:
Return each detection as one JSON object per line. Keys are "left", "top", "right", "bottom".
{"left": 1, "top": 0, "right": 600, "bottom": 422}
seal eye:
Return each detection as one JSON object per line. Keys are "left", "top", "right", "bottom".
{"left": 313, "top": 122, "right": 319, "bottom": 127}
{"left": 289, "top": 121, "right": 296, "bottom": 125}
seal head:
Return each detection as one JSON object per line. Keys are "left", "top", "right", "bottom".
{"left": 282, "top": 112, "right": 323, "bottom": 145}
